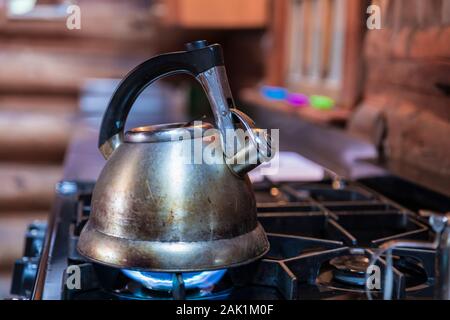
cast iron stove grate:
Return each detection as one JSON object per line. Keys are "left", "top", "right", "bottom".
{"left": 61, "top": 179, "right": 435, "bottom": 300}
{"left": 12, "top": 178, "right": 437, "bottom": 300}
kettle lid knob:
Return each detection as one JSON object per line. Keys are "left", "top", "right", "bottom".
{"left": 185, "top": 40, "right": 208, "bottom": 51}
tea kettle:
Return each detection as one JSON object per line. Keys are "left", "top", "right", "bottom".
{"left": 77, "top": 41, "right": 273, "bottom": 272}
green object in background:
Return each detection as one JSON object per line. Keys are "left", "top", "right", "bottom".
{"left": 310, "top": 95, "right": 335, "bottom": 110}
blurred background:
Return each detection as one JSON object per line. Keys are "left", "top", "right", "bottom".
{"left": 0, "top": 0, "right": 449, "bottom": 298}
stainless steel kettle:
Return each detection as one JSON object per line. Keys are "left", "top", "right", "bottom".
{"left": 77, "top": 41, "right": 273, "bottom": 272}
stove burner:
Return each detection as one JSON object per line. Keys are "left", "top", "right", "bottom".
{"left": 122, "top": 269, "right": 227, "bottom": 291}
{"left": 314, "top": 251, "right": 431, "bottom": 299}
{"left": 329, "top": 255, "right": 370, "bottom": 286}
{"left": 330, "top": 255, "right": 369, "bottom": 273}
{"left": 111, "top": 269, "right": 231, "bottom": 300}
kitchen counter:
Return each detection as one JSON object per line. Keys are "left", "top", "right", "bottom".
{"left": 63, "top": 80, "right": 385, "bottom": 182}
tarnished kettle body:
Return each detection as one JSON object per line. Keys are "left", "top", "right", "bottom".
{"left": 79, "top": 124, "right": 269, "bottom": 271}
{"left": 77, "top": 41, "right": 272, "bottom": 272}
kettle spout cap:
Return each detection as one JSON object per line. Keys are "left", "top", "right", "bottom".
{"left": 226, "top": 109, "right": 275, "bottom": 176}
{"left": 99, "top": 133, "right": 123, "bottom": 159}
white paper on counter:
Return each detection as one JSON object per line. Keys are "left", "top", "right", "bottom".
{"left": 248, "top": 151, "right": 325, "bottom": 183}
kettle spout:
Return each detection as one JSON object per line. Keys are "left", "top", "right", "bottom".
{"left": 226, "top": 128, "right": 274, "bottom": 176}
{"left": 226, "top": 109, "right": 275, "bottom": 176}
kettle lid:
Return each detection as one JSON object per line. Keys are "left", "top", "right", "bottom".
{"left": 124, "top": 121, "right": 214, "bottom": 143}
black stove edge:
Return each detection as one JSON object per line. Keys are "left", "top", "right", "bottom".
{"left": 32, "top": 181, "right": 95, "bottom": 300}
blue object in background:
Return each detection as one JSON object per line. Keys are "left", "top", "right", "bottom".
{"left": 260, "top": 86, "right": 288, "bottom": 100}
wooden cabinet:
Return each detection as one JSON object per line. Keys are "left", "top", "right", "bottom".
{"left": 158, "top": 0, "right": 268, "bottom": 29}
{"left": 265, "top": 0, "right": 367, "bottom": 108}
{"left": 241, "top": 0, "right": 367, "bottom": 126}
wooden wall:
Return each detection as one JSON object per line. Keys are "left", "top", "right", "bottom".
{"left": 0, "top": 0, "right": 158, "bottom": 288}
{"left": 348, "top": 0, "right": 450, "bottom": 193}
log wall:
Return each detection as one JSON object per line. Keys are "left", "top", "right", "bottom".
{"left": 348, "top": 0, "right": 450, "bottom": 189}
{"left": 0, "top": 0, "right": 158, "bottom": 281}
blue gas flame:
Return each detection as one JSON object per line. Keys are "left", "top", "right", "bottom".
{"left": 122, "top": 269, "right": 227, "bottom": 291}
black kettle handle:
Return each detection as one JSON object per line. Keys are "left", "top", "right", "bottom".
{"left": 98, "top": 41, "right": 226, "bottom": 158}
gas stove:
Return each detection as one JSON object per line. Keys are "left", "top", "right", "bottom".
{"left": 11, "top": 177, "right": 441, "bottom": 300}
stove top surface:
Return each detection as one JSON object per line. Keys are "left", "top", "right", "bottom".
{"left": 12, "top": 178, "right": 439, "bottom": 300}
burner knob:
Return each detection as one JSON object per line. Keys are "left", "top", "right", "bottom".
{"left": 10, "top": 257, "right": 39, "bottom": 298}
{"left": 24, "top": 221, "right": 47, "bottom": 258}
{"left": 10, "top": 221, "right": 47, "bottom": 299}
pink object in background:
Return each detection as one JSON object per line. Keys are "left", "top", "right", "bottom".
{"left": 287, "top": 93, "right": 309, "bottom": 107}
